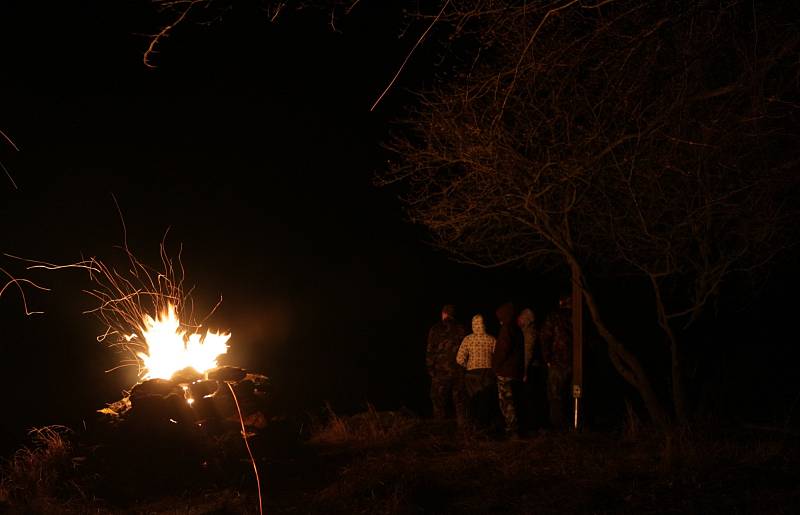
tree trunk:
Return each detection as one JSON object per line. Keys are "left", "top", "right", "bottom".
{"left": 649, "top": 274, "right": 689, "bottom": 425}
{"left": 569, "top": 260, "right": 670, "bottom": 430}
{"left": 670, "top": 338, "right": 688, "bottom": 425}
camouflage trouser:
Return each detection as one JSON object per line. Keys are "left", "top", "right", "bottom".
{"left": 496, "top": 376, "right": 518, "bottom": 435}
{"left": 546, "top": 366, "right": 571, "bottom": 430}
{"left": 430, "top": 375, "right": 467, "bottom": 423}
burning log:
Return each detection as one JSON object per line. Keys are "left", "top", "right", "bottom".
{"left": 208, "top": 365, "right": 247, "bottom": 383}
{"left": 130, "top": 378, "right": 180, "bottom": 401}
{"left": 99, "top": 367, "right": 270, "bottom": 431}
{"left": 188, "top": 378, "right": 219, "bottom": 398}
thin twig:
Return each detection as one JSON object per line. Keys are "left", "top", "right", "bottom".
{"left": 499, "top": 0, "right": 580, "bottom": 116}
{"left": 144, "top": 1, "right": 200, "bottom": 68}
{"left": 346, "top": 0, "right": 362, "bottom": 15}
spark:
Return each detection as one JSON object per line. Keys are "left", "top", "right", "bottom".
{"left": 370, "top": 0, "right": 451, "bottom": 112}
{"left": 229, "top": 382, "right": 263, "bottom": 515}
{"left": 1, "top": 161, "right": 17, "bottom": 190}
{"left": 0, "top": 266, "right": 49, "bottom": 316}
{"left": 0, "top": 128, "right": 19, "bottom": 151}
{"left": 7, "top": 233, "right": 228, "bottom": 382}
{"left": 1, "top": 128, "right": 20, "bottom": 189}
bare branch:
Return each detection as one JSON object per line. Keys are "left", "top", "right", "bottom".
{"left": 144, "top": 0, "right": 203, "bottom": 68}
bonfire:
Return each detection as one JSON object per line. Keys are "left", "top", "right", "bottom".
{"left": 15, "top": 237, "right": 267, "bottom": 514}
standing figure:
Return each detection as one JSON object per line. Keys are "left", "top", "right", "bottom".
{"left": 492, "top": 302, "right": 525, "bottom": 438}
{"left": 540, "top": 295, "right": 573, "bottom": 430}
{"left": 518, "top": 307, "right": 545, "bottom": 431}
{"left": 426, "top": 304, "right": 468, "bottom": 422}
{"left": 518, "top": 308, "right": 537, "bottom": 383}
{"left": 456, "top": 314, "right": 496, "bottom": 429}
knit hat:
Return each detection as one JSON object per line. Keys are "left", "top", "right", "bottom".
{"left": 495, "top": 301, "right": 516, "bottom": 324}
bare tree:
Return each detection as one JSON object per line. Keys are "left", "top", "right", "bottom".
{"left": 142, "top": 0, "right": 360, "bottom": 67}
{"left": 139, "top": 0, "right": 799, "bottom": 426}
{"left": 380, "top": 0, "right": 800, "bottom": 428}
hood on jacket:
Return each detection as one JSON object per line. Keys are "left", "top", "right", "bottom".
{"left": 517, "top": 308, "right": 535, "bottom": 328}
{"left": 495, "top": 302, "right": 516, "bottom": 325}
{"left": 471, "top": 314, "right": 486, "bottom": 334}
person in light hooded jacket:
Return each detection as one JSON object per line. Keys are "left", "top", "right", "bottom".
{"left": 456, "top": 314, "right": 496, "bottom": 427}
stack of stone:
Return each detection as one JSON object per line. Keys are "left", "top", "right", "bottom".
{"left": 90, "top": 366, "right": 270, "bottom": 496}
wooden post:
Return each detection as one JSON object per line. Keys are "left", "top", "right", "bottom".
{"left": 571, "top": 261, "right": 583, "bottom": 431}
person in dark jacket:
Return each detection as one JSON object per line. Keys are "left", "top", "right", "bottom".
{"left": 518, "top": 307, "right": 547, "bottom": 432}
{"left": 426, "top": 304, "right": 468, "bottom": 423}
{"left": 540, "top": 294, "right": 573, "bottom": 430}
{"left": 492, "top": 301, "right": 524, "bottom": 437}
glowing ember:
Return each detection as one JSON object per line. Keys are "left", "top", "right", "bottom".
{"left": 134, "top": 304, "right": 230, "bottom": 380}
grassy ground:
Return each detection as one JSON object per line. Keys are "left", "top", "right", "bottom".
{"left": 2, "top": 408, "right": 799, "bottom": 514}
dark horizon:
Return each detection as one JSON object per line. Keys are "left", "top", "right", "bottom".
{"left": 2, "top": 1, "right": 799, "bottom": 458}
{"left": 0, "top": 1, "right": 558, "bottom": 454}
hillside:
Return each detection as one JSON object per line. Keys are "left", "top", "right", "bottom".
{"left": 2, "top": 407, "right": 799, "bottom": 514}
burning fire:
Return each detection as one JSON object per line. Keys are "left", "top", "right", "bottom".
{"left": 133, "top": 304, "right": 230, "bottom": 380}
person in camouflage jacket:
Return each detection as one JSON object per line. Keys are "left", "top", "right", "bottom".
{"left": 426, "top": 304, "right": 468, "bottom": 422}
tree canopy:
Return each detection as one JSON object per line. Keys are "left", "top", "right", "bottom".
{"left": 380, "top": 0, "right": 800, "bottom": 426}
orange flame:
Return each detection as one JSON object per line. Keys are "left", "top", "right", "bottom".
{"left": 134, "top": 304, "right": 230, "bottom": 380}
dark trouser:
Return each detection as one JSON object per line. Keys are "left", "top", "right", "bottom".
{"left": 430, "top": 375, "right": 467, "bottom": 423}
{"left": 546, "top": 366, "right": 571, "bottom": 430}
{"left": 464, "top": 368, "right": 496, "bottom": 428}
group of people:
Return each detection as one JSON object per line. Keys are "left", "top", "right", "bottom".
{"left": 426, "top": 297, "right": 573, "bottom": 438}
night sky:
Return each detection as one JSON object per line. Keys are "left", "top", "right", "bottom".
{"left": 0, "top": 1, "right": 547, "bottom": 453}
{"left": 2, "top": 2, "right": 798, "bottom": 456}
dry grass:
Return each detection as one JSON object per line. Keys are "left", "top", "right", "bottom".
{"left": 0, "top": 425, "right": 84, "bottom": 513}
{"left": 623, "top": 398, "right": 643, "bottom": 441}
{"left": 309, "top": 403, "right": 420, "bottom": 446}
{"left": 306, "top": 411, "right": 800, "bottom": 515}
{"left": 2, "top": 411, "right": 798, "bottom": 514}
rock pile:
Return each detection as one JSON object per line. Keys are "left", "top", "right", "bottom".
{"left": 88, "top": 366, "right": 270, "bottom": 498}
